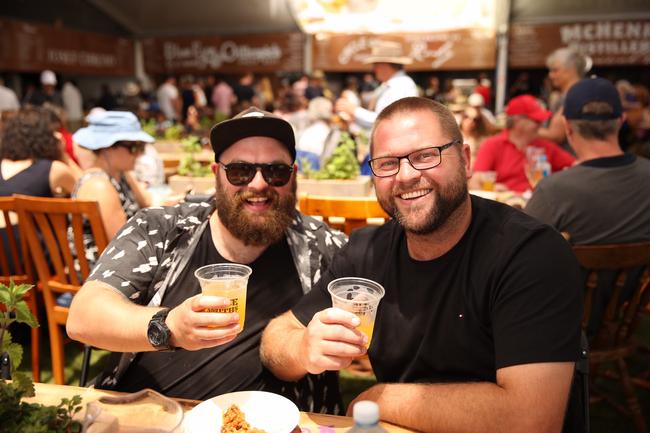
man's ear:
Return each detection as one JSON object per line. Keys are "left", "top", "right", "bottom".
{"left": 211, "top": 162, "right": 218, "bottom": 175}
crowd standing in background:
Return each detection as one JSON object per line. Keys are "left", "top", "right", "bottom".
{"left": 1, "top": 44, "right": 650, "bottom": 201}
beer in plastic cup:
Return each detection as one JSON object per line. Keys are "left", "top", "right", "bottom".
{"left": 327, "top": 277, "right": 385, "bottom": 348}
{"left": 478, "top": 170, "right": 497, "bottom": 191}
{"left": 194, "top": 263, "right": 252, "bottom": 331}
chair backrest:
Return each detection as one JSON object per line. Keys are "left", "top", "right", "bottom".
{"left": 299, "top": 194, "right": 389, "bottom": 235}
{"left": 573, "top": 241, "right": 650, "bottom": 352}
{"left": 14, "top": 195, "right": 109, "bottom": 292}
{"left": 14, "top": 195, "right": 109, "bottom": 384}
{"left": 0, "top": 196, "right": 33, "bottom": 285}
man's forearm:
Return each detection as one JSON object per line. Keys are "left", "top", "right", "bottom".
{"left": 260, "top": 312, "right": 309, "bottom": 381}
{"left": 358, "top": 381, "right": 566, "bottom": 433}
{"left": 67, "top": 281, "right": 160, "bottom": 352}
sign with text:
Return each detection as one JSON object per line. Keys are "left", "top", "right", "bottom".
{"left": 312, "top": 31, "right": 496, "bottom": 71}
{"left": 142, "top": 33, "right": 305, "bottom": 75}
{"left": 0, "top": 18, "right": 134, "bottom": 75}
{"left": 509, "top": 20, "right": 650, "bottom": 68}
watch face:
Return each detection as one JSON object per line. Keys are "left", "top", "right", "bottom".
{"left": 148, "top": 322, "right": 168, "bottom": 347}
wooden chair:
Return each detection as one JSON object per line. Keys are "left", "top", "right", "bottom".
{"left": 573, "top": 241, "right": 650, "bottom": 433}
{"left": 299, "top": 194, "right": 389, "bottom": 235}
{"left": 14, "top": 195, "right": 109, "bottom": 385}
{"left": 0, "top": 197, "right": 40, "bottom": 382}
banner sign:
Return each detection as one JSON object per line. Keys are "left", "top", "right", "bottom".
{"left": 142, "top": 33, "right": 305, "bottom": 74}
{"left": 0, "top": 18, "right": 134, "bottom": 75}
{"left": 312, "top": 31, "right": 496, "bottom": 71}
{"left": 509, "top": 20, "right": 650, "bottom": 67}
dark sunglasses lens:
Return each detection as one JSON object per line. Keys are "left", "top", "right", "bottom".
{"left": 262, "top": 164, "right": 292, "bottom": 186}
{"left": 225, "top": 163, "right": 256, "bottom": 186}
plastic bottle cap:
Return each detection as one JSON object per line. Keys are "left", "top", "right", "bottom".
{"left": 352, "top": 400, "right": 380, "bottom": 425}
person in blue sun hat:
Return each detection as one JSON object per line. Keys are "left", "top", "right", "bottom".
{"left": 72, "top": 110, "right": 154, "bottom": 265}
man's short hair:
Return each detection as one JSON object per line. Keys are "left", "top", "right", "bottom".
{"left": 370, "top": 97, "right": 463, "bottom": 157}
{"left": 568, "top": 102, "right": 620, "bottom": 140}
{"left": 546, "top": 47, "right": 590, "bottom": 77}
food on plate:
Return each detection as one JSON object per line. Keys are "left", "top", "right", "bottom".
{"left": 221, "top": 404, "right": 267, "bottom": 433}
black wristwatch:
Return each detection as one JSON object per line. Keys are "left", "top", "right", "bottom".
{"left": 147, "top": 308, "right": 176, "bottom": 351}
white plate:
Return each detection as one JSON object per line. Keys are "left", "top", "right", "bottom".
{"left": 183, "top": 391, "right": 300, "bottom": 433}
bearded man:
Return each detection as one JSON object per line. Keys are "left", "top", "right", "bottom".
{"left": 67, "top": 108, "right": 347, "bottom": 412}
{"left": 261, "top": 97, "right": 586, "bottom": 433}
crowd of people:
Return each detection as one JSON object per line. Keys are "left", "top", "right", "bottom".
{"left": 1, "top": 41, "right": 650, "bottom": 433}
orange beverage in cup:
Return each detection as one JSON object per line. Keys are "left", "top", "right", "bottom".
{"left": 328, "top": 277, "right": 385, "bottom": 348}
{"left": 479, "top": 171, "right": 497, "bottom": 191}
{"left": 195, "top": 264, "right": 252, "bottom": 331}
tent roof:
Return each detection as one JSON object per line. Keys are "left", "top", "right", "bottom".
{"left": 87, "top": 0, "right": 300, "bottom": 37}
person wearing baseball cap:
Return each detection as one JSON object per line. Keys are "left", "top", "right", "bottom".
{"left": 526, "top": 77, "right": 650, "bottom": 246}
{"left": 67, "top": 106, "right": 347, "bottom": 412}
{"left": 25, "top": 69, "right": 63, "bottom": 108}
{"left": 471, "top": 94, "right": 576, "bottom": 192}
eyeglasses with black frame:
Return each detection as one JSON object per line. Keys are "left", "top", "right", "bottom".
{"left": 368, "top": 139, "right": 461, "bottom": 178}
{"left": 218, "top": 161, "right": 294, "bottom": 187}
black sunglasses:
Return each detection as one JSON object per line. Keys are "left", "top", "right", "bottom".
{"left": 115, "top": 141, "right": 146, "bottom": 154}
{"left": 218, "top": 162, "right": 294, "bottom": 187}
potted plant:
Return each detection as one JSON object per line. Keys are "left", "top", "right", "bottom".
{"left": 1, "top": 280, "right": 83, "bottom": 432}
{"left": 167, "top": 135, "right": 215, "bottom": 195}
{"left": 298, "top": 132, "right": 372, "bottom": 197}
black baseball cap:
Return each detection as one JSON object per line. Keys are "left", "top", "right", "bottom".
{"left": 564, "top": 77, "right": 623, "bottom": 120}
{"left": 210, "top": 107, "right": 296, "bottom": 162}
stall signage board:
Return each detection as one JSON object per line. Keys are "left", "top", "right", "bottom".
{"left": 0, "top": 18, "right": 134, "bottom": 75}
{"left": 311, "top": 31, "right": 496, "bottom": 72}
{"left": 509, "top": 20, "right": 650, "bottom": 67}
{"left": 142, "top": 33, "right": 305, "bottom": 75}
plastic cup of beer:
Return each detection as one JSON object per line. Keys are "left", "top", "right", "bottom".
{"left": 194, "top": 264, "right": 252, "bottom": 331}
{"left": 327, "top": 277, "right": 385, "bottom": 348}
{"left": 478, "top": 170, "right": 497, "bottom": 191}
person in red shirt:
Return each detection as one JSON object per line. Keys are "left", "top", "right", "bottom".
{"left": 471, "top": 95, "right": 575, "bottom": 193}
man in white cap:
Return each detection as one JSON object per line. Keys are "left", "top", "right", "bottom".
{"left": 26, "top": 70, "right": 63, "bottom": 108}
{"left": 335, "top": 41, "right": 418, "bottom": 131}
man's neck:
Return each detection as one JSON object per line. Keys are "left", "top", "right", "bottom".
{"left": 574, "top": 137, "right": 624, "bottom": 163}
{"left": 561, "top": 77, "right": 579, "bottom": 95}
{"left": 209, "top": 211, "right": 269, "bottom": 264}
{"left": 405, "top": 195, "right": 472, "bottom": 261}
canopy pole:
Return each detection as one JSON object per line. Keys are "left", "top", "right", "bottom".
{"left": 494, "top": 0, "right": 512, "bottom": 115}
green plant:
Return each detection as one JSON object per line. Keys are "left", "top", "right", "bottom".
{"left": 163, "top": 123, "right": 184, "bottom": 141}
{"left": 177, "top": 135, "right": 212, "bottom": 177}
{"left": 1, "top": 281, "right": 83, "bottom": 433}
{"left": 0, "top": 280, "right": 38, "bottom": 373}
{"left": 312, "top": 132, "right": 360, "bottom": 180}
{"left": 140, "top": 118, "right": 158, "bottom": 138}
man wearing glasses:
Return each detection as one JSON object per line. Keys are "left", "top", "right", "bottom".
{"left": 262, "top": 97, "right": 585, "bottom": 432}
{"left": 67, "top": 107, "right": 347, "bottom": 412}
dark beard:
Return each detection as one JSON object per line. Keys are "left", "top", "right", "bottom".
{"left": 215, "top": 176, "right": 297, "bottom": 246}
{"left": 377, "top": 165, "right": 468, "bottom": 235}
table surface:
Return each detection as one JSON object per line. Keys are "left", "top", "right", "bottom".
{"left": 26, "top": 382, "right": 416, "bottom": 433}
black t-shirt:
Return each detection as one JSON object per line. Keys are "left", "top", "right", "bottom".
{"left": 293, "top": 195, "right": 584, "bottom": 430}
{"left": 118, "top": 227, "right": 303, "bottom": 400}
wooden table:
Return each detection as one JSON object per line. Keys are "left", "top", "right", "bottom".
{"left": 27, "top": 382, "right": 415, "bottom": 433}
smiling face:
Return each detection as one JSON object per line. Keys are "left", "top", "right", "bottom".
{"left": 372, "top": 109, "right": 471, "bottom": 235}
{"left": 215, "top": 136, "right": 297, "bottom": 246}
